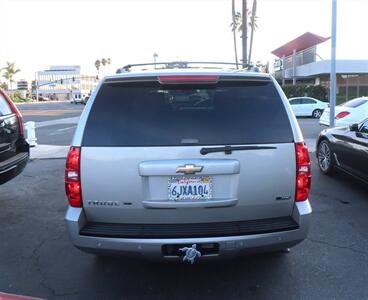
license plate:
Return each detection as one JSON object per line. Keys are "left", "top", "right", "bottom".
{"left": 168, "top": 176, "right": 212, "bottom": 200}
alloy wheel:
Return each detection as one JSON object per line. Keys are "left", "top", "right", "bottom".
{"left": 313, "top": 109, "right": 322, "bottom": 118}
{"left": 318, "top": 141, "right": 331, "bottom": 172}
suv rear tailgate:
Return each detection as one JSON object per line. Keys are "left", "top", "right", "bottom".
{"left": 81, "top": 143, "right": 296, "bottom": 223}
{"left": 79, "top": 76, "right": 296, "bottom": 224}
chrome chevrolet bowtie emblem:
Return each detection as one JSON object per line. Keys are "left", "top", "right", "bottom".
{"left": 176, "top": 164, "right": 203, "bottom": 174}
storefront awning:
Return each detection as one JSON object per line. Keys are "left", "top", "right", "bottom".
{"left": 271, "top": 32, "right": 330, "bottom": 58}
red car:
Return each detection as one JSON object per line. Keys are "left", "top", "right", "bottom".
{"left": 0, "top": 88, "right": 29, "bottom": 184}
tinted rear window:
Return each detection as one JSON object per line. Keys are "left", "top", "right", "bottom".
{"left": 342, "top": 98, "right": 368, "bottom": 108}
{"left": 83, "top": 80, "right": 293, "bottom": 146}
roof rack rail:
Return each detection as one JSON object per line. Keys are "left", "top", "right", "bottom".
{"left": 116, "top": 61, "right": 257, "bottom": 73}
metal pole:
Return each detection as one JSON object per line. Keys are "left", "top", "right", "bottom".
{"left": 292, "top": 49, "right": 296, "bottom": 85}
{"left": 35, "top": 72, "right": 39, "bottom": 102}
{"left": 282, "top": 55, "right": 285, "bottom": 86}
{"left": 329, "top": 0, "right": 337, "bottom": 128}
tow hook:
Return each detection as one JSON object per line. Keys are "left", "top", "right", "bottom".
{"left": 179, "top": 244, "right": 201, "bottom": 264}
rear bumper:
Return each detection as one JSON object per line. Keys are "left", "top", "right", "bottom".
{"left": 0, "top": 151, "right": 29, "bottom": 185}
{"left": 65, "top": 201, "right": 312, "bottom": 260}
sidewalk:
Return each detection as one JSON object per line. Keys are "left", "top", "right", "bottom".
{"left": 30, "top": 145, "right": 69, "bottom": 159}
{"left": 16, "top": 100, "right": 70, "bottom": 105}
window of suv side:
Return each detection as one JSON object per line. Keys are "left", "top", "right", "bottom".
{"left": 0, "top": 94, "right": 12, "bottom": 116}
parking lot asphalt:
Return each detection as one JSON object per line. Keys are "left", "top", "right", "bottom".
{"left": 1, "top": 156, "right": 368, "bottom": 299}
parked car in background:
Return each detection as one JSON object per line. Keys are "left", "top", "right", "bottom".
{"left": 70, "top": 94, "right": 84, "bottom": 104}
{"left": 0, "top": 89, "right": 29, "bottom": 185}
{"left": 65, "top": 67, "right": 312, "bottom": 262}
{"left": 316, "top": 118, "right": 368, "bottom": 185}
{"left": 320, "top": 97, "right": 368, "bottom": 126}
{"left": 82, "top": 94, "right": 90, "bottom": 105}
{"left": 38, "top": 95, "right": 50, "bottom": 101}
{"left": 289, "top": 97, "right": 328, "bottom": 118}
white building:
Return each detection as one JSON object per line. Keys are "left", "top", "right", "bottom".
{"left": 17, "top": 79, "right": 28, "bottom": 98}
{"left": 35, "top": 65, "right": 98, "bottom": 100}
{"left": 272, "top": 32, "right": 368, "bottom": 101}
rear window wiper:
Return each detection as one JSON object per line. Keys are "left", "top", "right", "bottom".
{"left": 200, "top": 145, "right": 277, "bottom": 155}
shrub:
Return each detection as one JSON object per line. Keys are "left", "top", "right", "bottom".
{"left": 282, "top": 84, "right": 328, "bottom": 101}
{"left": 10, "top": 91, "right": 30, "bottom": 103}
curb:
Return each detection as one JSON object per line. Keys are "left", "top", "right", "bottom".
{"left": 30, "top": 145, "right": 69, "bottom": 160}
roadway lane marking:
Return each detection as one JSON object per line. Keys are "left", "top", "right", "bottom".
{"left": 48, "top": 125, "right": 77, "bottom": 136}
{"left": 35, "top": 116, "right": 80, "bottom": 128}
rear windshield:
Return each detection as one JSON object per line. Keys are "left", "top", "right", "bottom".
{"left": 342, "top": 98, "right": 368, "bottom": 108}
{"left": 83, "top": 80, "right": 293, "bottom": 146}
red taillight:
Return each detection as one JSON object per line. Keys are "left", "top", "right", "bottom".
{"left": 158, "top": 75, "right": 219, "bottom": 84}
{"left": 0, "top": 89, "right": 24, "bottom": 135}
{"left": 335, "top": 111, "right": 350, "bottom": 119}
{"left": 65, "top": 147, "right": 82, "bottom": 207}
{"left": 295, "top": 142, "right": 311, "bottom": 202}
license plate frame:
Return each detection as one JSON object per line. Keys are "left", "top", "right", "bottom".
{"left": 168, "top": 176, "right": 213, "bottom": 201}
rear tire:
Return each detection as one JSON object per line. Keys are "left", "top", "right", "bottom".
{"left": 317, "top": 140, "right": 335, "bottom": 175}
{"left": 312, "top": 109, "right": 322, "bottom": 118}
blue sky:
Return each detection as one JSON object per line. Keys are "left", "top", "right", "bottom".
{"left": 0, "top": 0, "right": 367, "bottom": 81}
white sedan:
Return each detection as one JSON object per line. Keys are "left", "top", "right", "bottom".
{"left": 319, "top": 97, "right": 368, "bottom": 127}
{"left": 289, "top": 97, "right": 328, "bottom": 118}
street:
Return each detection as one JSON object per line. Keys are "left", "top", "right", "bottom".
{"left": 1, "top": 102, "right": 367, "bottom": 299}
{"left": 19, "top": 101, "right": 83, "bottom": 146}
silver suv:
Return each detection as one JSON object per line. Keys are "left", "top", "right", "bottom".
{"left": 65, "top": 64, "right": 312, "bottom": 261}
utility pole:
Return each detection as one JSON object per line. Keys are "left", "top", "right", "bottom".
{"left": 242, "top": 0, "right": 248, "bottom": 67}
{"left": 35, "top": 72, "right": 39, "bottom": 102}
{"left": 329, "top": 0, "right": 337, "bottom": 128}
{"left": 153, "top": 53, "right": 158, "bottom": 69}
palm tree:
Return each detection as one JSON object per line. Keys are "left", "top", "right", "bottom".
{"left": 242, "top": 0, "right": 248, "bottom": 66}
{"left": 101, "top": 58, "right": 108, "bottom": 76}
{"left": 1, "top": 62, "right": 21, "bottom": 91}
{"left": 248, "top": 0, "right": 258, "bottom": 64}
{"left": 95, "top": 59, "right": 101, "bottom": 76}
{"left": 230, "top": 0, "right": 240, "bottom": 68}
{"left": 0, "top": 82, "right": 8, "bottom": 90}
{"left": 106, "top": 58, "right": 112, "bottom": 74}
{"left": 230, "top": 1, "right": 250, "bottom": 68}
